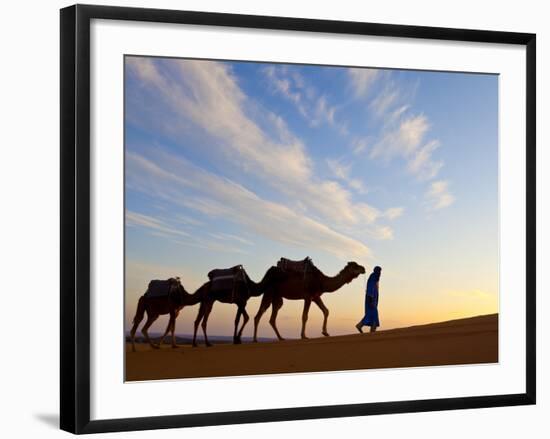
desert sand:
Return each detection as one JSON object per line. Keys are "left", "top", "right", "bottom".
{"left": 126, "top": 313, "right": 498, "bottom": 381}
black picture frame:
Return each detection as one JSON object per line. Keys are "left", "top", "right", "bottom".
{"left": 60, "top": 4, "right": 536, "bottom": 434}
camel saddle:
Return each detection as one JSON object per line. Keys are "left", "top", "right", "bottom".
{"left": 208, "top": 265, "right": 246, "bottom": 293}
{"left": 277, "top": 257, "right": 313, "bottom": 274}
{"left": 144, "top": 277, "right": 181, "bottom": 299}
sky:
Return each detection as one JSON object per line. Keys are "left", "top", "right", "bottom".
{"left": 124, "top": 55, "right": 499, "bottom": 338}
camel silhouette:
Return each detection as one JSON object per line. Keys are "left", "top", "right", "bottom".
{"left": 253, "top": 261, "right": 365, "bottom": 341}
{"left": 129, "top": 279, "right": 201, "bottom": 351}
{"left": 192, "top": 269, "right": 275, "bottom": 347}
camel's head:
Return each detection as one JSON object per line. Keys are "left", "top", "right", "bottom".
{"left": 345, "top": 261, "right": 366, "bottom": 278}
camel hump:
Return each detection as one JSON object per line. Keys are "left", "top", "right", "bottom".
{"left": 208, "top": 265, "right": 247, "bottom": 292}
{"left": 277, "top": 256, "right": 314, "bottom": 273}
{"left": 144, "top": 278, "right": 180, "bottom": 298}
{"left": 208, "top": 265, "right": 245, "bottom": 281}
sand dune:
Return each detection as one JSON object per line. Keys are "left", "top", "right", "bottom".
{"left": 125, "top": 313, "right": 498, "bottom": 381}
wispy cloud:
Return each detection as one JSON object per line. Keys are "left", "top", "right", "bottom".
{"left": 349, "top": 70, "right": 451, "bottom": 203}
{"left": 326, "top": 158, "right": 350, "bottom": 180}
{"left": 369, "top": 113, "right": 446, "bottom": 182}
{"left": 407, "top": 139, "right": 443, "bottom": 181}
{"left": 350, "top": 137, "right": 369, "bottom": 155}
{"left": 371, "top": 225, "right": 394, "bottom": 240}
{"left": 127, "top": 57, "right": 310, "bottom": 192}
{"left": 383, "top": 207, "right": 404, "bottom": 220}
{"left": 369, "top": 85, "right": 399, "bottom": 117}
{"left": 127, "top": 57, "right": 396, "bottom": 240}
{"left": 173, "top": 214, "right": 204, "bottom": 227}
{"left": 326, "top": 158, "right": 368, "bottom": 195}
{"left": 126, "top": 211, "right": 191, "bottom": 238}
{"left": 263, "top": 65, "right": 305, "bottom": 113}
{"left": 126, "top": 209, "right": 250, "bottom": 255}
{"left": 348, "top": 68, "right": 380, "bottom": 98}
{"left": 208, "top": 232, "right": 254, "bottom": 246}
{"left": 176, "top": 237, "right": 250, "bottom": 255}
{"left": 370, "top": 114, "right": 429, "bottom": 160}
{"left": 263, "top": 65, "right": 347, "bottom": 133}
{"left": 426, "top": 180, "right": 455, "bottom": 210}
{"left": 127, "top": 150, "right": 373, "bottom": 259}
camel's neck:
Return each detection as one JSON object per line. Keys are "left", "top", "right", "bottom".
{"left": 254, "top": 266, "right": 281, "bottom": 296}
{"left": 320, "top": 269, "right": 356, "bottom": 293}
{"left": 247, "top": 273, "right": 267, "bottom": 297}
{"left": 183, "top": 284, "right": 207, "bottom": 305}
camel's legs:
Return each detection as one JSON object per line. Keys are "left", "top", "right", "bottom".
{"left": 253, "top": 294, "right": 272, "bottom": 342}
{"left": 130, "top": 316, "right": 143, "bottom": 353}
{"left": 130, "top": 297, "right": 146, "bottom": 352}
{"left": 269, "top": 296, "right": 285, "bottom": 341}
{"left": 313, "top": 296, "right": 330, "bottom": 336}
{"left": 300, "top": 298, "right": 312, "bottom": 339}
{"left": 141, "top": 313, "right": 159, "bottom": 349}
{"left": 158, "top": 313, "right": 174, "bottom": 348}
{"left": 237, "top": 307, "right": 249, "bottom": 341}
{"left": 233, "top": 304, "right": 249, "bottom": 344}
{"left": 193, "top": 302, "right": 206, "bottom": 347}
{"left": 233, "top": 306, "right": 242, "bottom": 343}
{"left": 159, "top": 310, "right": 180, "bottom": 348}
{"left": 171, "top": 310, "right": 180, "bottom": 348}
{"left": 201, "top": 301, "right": 215, "bottom": 347}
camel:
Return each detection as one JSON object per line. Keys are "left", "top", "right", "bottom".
{"left": 129, "top": 279, "right": 202, "bottom": 352}
{"left": 192, "top": 269, "right": 274, "bottom": 347}
{"left": 252, "top": 261, "right": 366, "bottom": 341}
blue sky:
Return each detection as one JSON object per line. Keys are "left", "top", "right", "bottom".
{"left": 124, "top": 56, "right": 498, "bottom": 337}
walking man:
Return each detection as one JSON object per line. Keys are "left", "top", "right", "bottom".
{"left": 356, "top": 266, "right": 382, "bottom": 333}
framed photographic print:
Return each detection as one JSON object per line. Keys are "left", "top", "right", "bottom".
{"left": 60, "top": 4, "right": 536, "bottom": 434}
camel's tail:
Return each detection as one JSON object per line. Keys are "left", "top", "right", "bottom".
{"left": 132, "top": 296, "right": 146, "bottom": 325}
